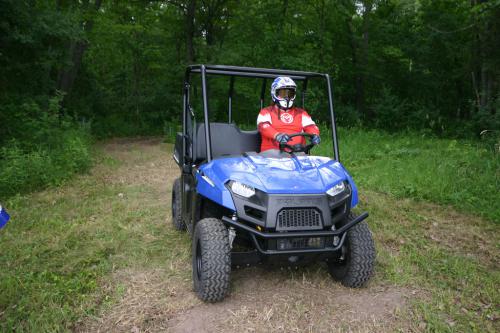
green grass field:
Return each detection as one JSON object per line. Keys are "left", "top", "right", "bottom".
{"left": 0, "top": 132, "right": 498, "bottom": 332}
{"left": 317, "top": 127, "right": 500, "bottom": 223}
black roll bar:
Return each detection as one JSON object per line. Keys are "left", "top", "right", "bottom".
{"left": 325, "top": 74, "right": 339, "bottom": 161}
{"left": 191, "top": 69, "right": 307, "bottom": 80}
{"left": 200, "top": 65, "right": 213, "bottom": 162}
{"left": 189, "top": 64, "right": 324, "bottom": 79}
{"left": 182, "top": 65, "right": 340, "bottom": 164}
{"left": 228, "top": 76, "right": 234, "bottom": 123}
{"left": 302, "top": 78, "right": 308, "bottom": 108}
{"left": 182, "top": 70, "right": 190, "bottom": 168}
{"left": 260, "top": 79, "right": 267, "bottom": 110}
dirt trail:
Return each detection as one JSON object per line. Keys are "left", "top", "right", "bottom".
{"left": 77, "top": 138, "right": 494, "bottom": 333}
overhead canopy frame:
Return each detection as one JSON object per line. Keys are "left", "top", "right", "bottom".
{"left": 183, "top": 65, "right": 339, "bottom": 163}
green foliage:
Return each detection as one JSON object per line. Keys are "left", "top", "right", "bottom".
{"left": 335, "top": 105, "right": 362, "bottom": 128}
{"left": 3, "top": 0, "right": 500, "bottom": 137}
{"left": 0, "top": 131, "right": 92, "bottom": 198}
{"left": 0, "top": 95, "right": 92, "bottom": 198}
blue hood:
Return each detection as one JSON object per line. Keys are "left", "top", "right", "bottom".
{"left": 197, "top": 155, "right": 359, "bottom": 210}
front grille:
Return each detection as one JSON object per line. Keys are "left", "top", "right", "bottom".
{"left": 277, "top": 237, "right": 325, "bottom": 250}
{"left": 276, "top": 208, "right": 322, "bottom": 231}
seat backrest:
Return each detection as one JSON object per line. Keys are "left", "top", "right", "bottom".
{"left": 194, "top": 123, "right": 261, "bottom": 162}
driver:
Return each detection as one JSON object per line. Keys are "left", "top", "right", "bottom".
{"left": 257, "top": 76, "right": 320, "bottom": 153}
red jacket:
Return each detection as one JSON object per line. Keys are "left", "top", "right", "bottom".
{"left": 257, "top": 105, "right": 320, "bottom": 152}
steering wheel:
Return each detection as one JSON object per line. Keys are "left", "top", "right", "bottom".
{"left": 279, "top": 133, "right": 316, "bottom": 154}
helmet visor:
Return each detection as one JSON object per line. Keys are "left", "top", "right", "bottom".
{"left": 276, "top": 88, "right": 296, "bottom": 99}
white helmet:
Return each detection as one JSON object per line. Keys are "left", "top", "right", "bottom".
{"left": 271, "top": 76, "right": 297, "bottom": 110}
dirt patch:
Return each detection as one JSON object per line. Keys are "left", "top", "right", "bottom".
{"left": 76, "top": 269, "right": 200, "bottom": 333}
{"left": 214, "top": 267, "right": 409, "bottom": 333}
{"left": 414, "top": 204, "right": 499, "bottom": 267}
{"left": 170, "top": 272, "right": 409, "bottom": 332}
{"left": 79, "top": 266, "right": 410, "bottom": 333}
{"left": 360, "top": 192, "right": 500, "bottom": 268}
{"left": 101, "top": 137, "right": 164, "bottom": 151}
{"left": 92, "top": 138, "right": 178, "bottom": 193}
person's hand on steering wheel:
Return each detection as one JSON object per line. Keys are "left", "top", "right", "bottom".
{"left": 311, "top": 134, "right": 321, "bottom": 145}
{"left": 275, "top": 133, "right": 291, "bottom": 144}
{"left": 278, "top": 133, "right": 318, "bottom": 154}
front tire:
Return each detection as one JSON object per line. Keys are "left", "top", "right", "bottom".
{"left": 192, "top": 218, "right": 231, "bottom": 302}
{"left": 171, "top": 178, "right": 185, "bottom": 231}
{"left": 328, "top": 214, "right": 376, "bottom": 288}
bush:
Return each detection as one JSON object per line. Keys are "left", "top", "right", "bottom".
{"left": 370, "top": 88, "right": 445, "bottom": 134}
{"left": 0, "top": 95, "right": 92, "bottom": 198}
{"left": 371, "top": 87, "right": 408, "bottom": 130}
{"left": 90, "top": 114, "right": 165, "bottom": 139}
{"left": 335, "top": 104, "right": 362, "bottom": 128}
{"left": 0, "top": 129, "right": 92, "bottom": 198}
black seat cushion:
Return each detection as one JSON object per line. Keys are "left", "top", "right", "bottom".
{"left": 194, "top": 123, "right": 261, "bottom": 161}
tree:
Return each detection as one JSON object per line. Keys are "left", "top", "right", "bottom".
{"left": 56, "top": 0, "right": 103, "bottom": 97}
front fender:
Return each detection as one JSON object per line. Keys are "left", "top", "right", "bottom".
{"left": 196, "top": 171, "right": 236, "bottom": 210}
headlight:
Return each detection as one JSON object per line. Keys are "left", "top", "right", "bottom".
{"left": 229, "top": 181, "right": 255, "bottom": 198}
{"left": 326, "top": 182, "right": 346, "bottom": 197}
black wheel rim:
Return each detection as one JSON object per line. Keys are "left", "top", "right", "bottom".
{"left": 196, "top": 239, "right": 202, "bottom": 280}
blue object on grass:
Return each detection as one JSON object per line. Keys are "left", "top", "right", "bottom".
{"left": 0, "top": 205, "right": 10, "bottom": 229}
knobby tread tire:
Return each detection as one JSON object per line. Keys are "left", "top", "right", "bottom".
{"left": 328, "top": 214, "right": 376, "bottom": 288}
{"left": 171, "top": 178, "right": 185, "bottom": 231}
{"left": 192, "top": 218, "right": 231, "bottom": 302}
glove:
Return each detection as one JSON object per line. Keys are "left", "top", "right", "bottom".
{"left": 311, "top": 134, "right": 321, "bottom": 145}
{"left": 275, "top": 133, "right": 291, "bottom": 144}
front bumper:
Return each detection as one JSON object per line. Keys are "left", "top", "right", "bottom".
{"left": 222, "top": 211, "right": 368, "bottom": 255}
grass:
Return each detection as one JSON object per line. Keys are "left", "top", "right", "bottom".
{"left": 0, "top": 135, "right": 498, "bottom": 332}
{"left": 316, "top": 127, "right": 500, "bottom": 223}
{"left": 0, "top": 141, "right": 191, "bottom": 332}
{"left": 363, "top": 191, "right": 499, "bottom": 332}
{"left": 0, "top": 128, "right": 93, "bottom": 199}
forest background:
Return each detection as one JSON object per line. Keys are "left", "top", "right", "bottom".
{"left": 0, "top": 0, "right": 499, "bottom": 200}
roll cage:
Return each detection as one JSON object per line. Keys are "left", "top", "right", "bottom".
{"left": 182, "top": 64, "right": 340, "bottom": 164}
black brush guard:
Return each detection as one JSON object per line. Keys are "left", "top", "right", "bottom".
{"left": 222, "top": 212, "right": 368, "bottom": 255}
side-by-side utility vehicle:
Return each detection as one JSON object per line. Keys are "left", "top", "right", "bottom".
{"left": 172, "top": 65, "right": 375, "bottom": 302}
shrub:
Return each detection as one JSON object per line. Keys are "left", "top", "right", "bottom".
{"left": 0, "top": 95, "right": 92, "bottom": 198}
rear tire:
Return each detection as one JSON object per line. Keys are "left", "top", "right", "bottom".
{"left": 192, "top": 218, "right": 231, "bottom": 302}
{"left": 171, "top": 178, "right": 185, "bottom": 231}
{"left": 328, "top": 214, "right": 375, "bottom": 288}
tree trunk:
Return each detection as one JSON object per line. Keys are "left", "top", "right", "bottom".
{"left": 471, "top": 0, "right": 499, "bottom": 114}
{"left": 201, "top": 0, "right": 231, "bottom": 62}
{"left": 186, "top": 0, "right": 196, "bottom": 63}
{"left": 56, "top": 0, "right": 102, "bottom": 95}
{"left": 346, "top": 17, "right": 361, "bottom": 112}
{"left": 345, "top": 0, "right": 372, "bottom": 118}
{"left": 272, "top": 0, "right": 288, "bottom": 66}
{"left": 316, "top": 0, "right": 326, "bottom": 67}
{"left": 358, "top": 0, "right": 373, "bottom": 118}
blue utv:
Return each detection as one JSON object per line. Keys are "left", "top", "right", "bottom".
{"left": 172, "top": 65, "right": 375, "bottom": 302}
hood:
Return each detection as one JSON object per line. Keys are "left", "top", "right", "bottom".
{"left": 200, "top": 154, "right": 351, "bottom": 194}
